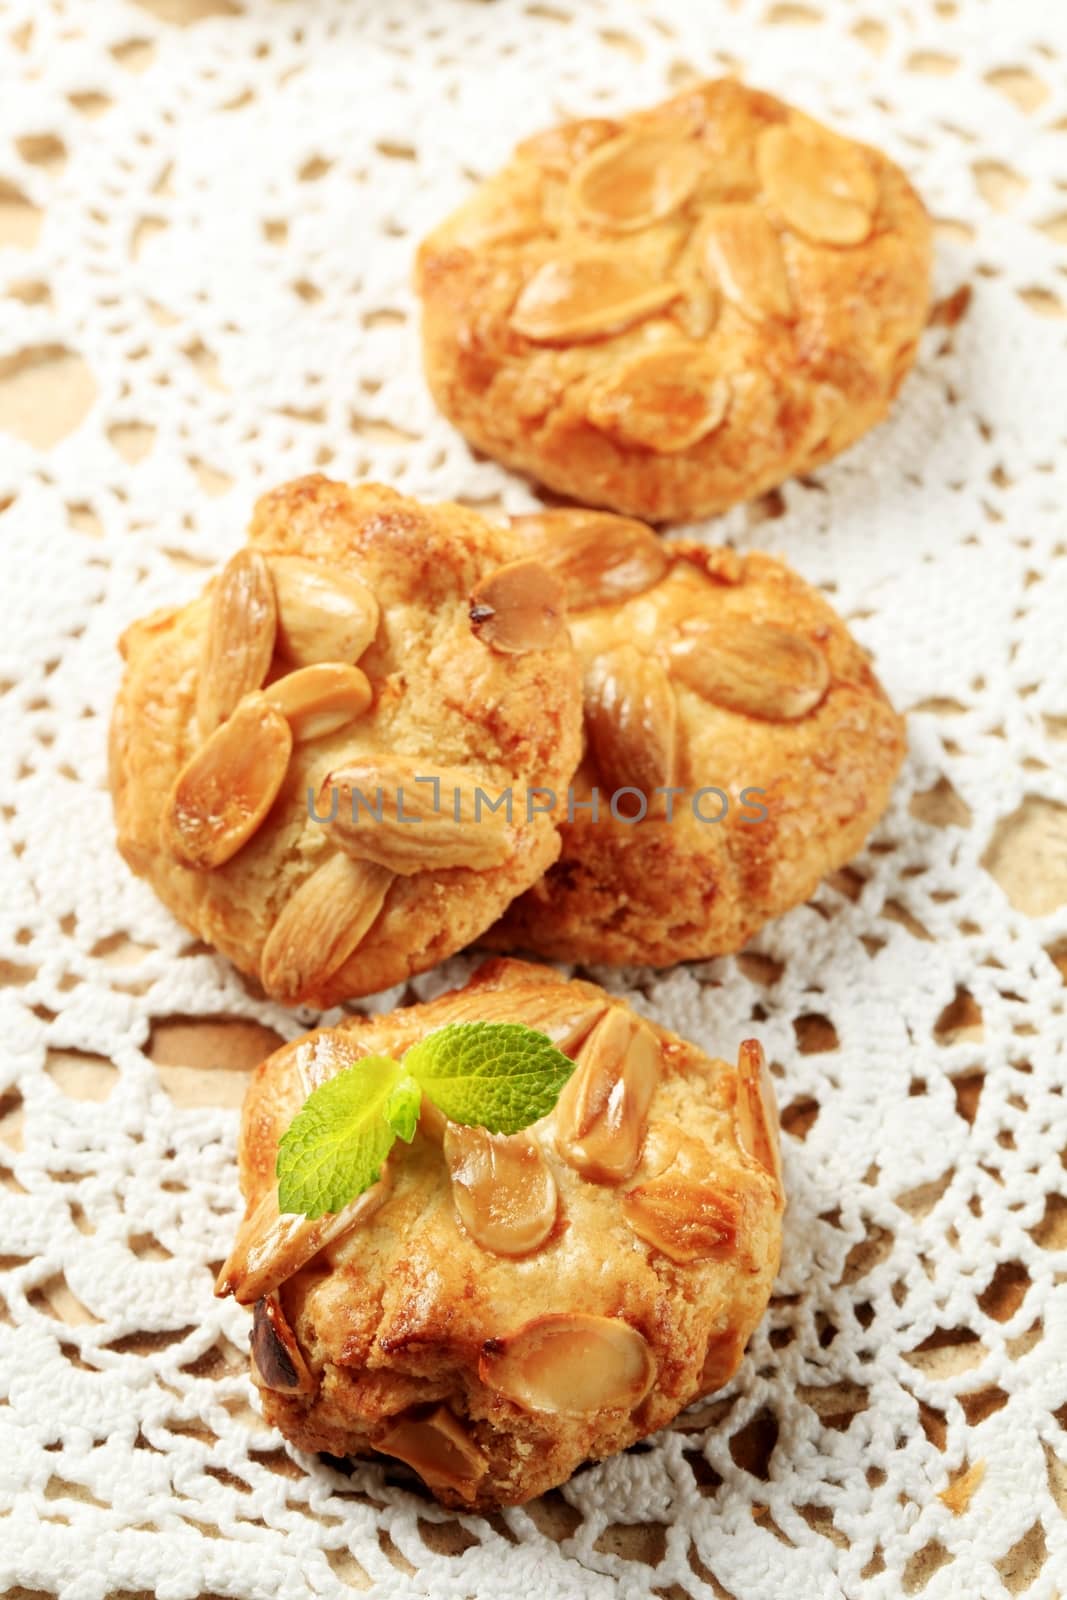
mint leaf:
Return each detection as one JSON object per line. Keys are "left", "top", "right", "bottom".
{"left": 403, "top": 1022, "right": 576, "bottom": 1134}
{"left": 276, "top": 1054, "right": 403, "bottom": 1219}
{"left": 384, "top": 1073, "right": 422, "bottom": 1144}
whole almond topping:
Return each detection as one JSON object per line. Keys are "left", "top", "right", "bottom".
{"left": 216, "top": 1163, "right": 393, "bottom": 1304}
{"left": 260, "top": 852, "right": 393, "bottom": 1005}
{"left": 268, "top": 555, "right": 379, "bottom": 667}
{"left": 510, "top": 255, "right": 681, "bottom": 344}
{"left": 196, "top": 548, "right": 277, "bottom": 739}
{"left": 164, "top": 697, "right": 292, "bottom": 870}
{"left": 757, "top": 124, "right": 878, "bottom": 246}
{"left": 479, "top": 1313, "right": 655, "bottom": 1414}
{"left": 584, "top": 644, "right": 678, "bottom": 796}
{"left": 323, "top": 757, "right": 515, "bottom": 875}
{"left": 734, "top": 1038, "right": 783, "bottom": 1198}
{"left": 702, "top": 203, "right": 792, "bottom": 322}
{"left": 568, "top": 132, "right": 704, "bottom": 232}
{"left": 621, "top": 1176, "right": 744, "bottom": 1263}
{"left": 250, "top": 1292, "right": 316, "bottom": 1395}
{"left": 667, "top": 617, "right": 830, "bottom": 721}
{"left": 469, "top": 558, "right": 567, "bottom": 654}
{"left": 263, "top": 662, "right": 373, "bottom": 742}
{"left": 378, "top": 1406, "right": 489, "bottom": 1495}
{"left": 554, "top": 1006, "right": 660, "bottom": 1183}
{"left": 586, "top": 345, "right": 731, "bottom": 454}
{"left": 444, "top": 1123, "right": 558, "bottom": 1257}
{"left": 510, "top": 509, "right": 668, "bottom": 610}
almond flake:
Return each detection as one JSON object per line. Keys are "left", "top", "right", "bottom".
{"left": 586, "top": 345, "right": 730, "bottom": 454}
{"left": 584, "top": 644, "right": 677, "bottom": 795}
{"left": 668, "top": 617, "right": 830, "bottom": 721}
{"left": 378, "top": 1407, "right": 489, "bottom": 1496}
{"left": 164, "top": 697, "right": 292, "bottom": 870}
{"left": 323, "top": 758, "right": 515, "bottom": 875}
{"left": 757, "top": 124, "right": 878, "bottom": 246}
{"left": 250, "top": 1291, "right": 316, "bottom": 1395}
{"left": 702, "top": 203, "right": 792, "bottom": 321}
{"left": 510, "top": 255, "right": 680, "bottom": 344}
{"left": 554, "top": 1006, "right": 660, "bottom": 1183}
{"left": 510, "top": 509, "right": 667, "bottom": 610}
{"left": 479, "top": 1313, "right": 655, "bottom": 1415}
{"left": 444, "top": 1124, "right": 558, "bottom": 1257}
{"left": 621, "top": 1176, "right": 744, "bottom": 1263}
{"left": 263, "top": 662, "right": 372, "bottom": 742}
{"left": 196, "top": 548, "right": 277, "bottom": 739}
{"left": 269, "top": 555, "right": 379, "bottom": 667}
{"left": 734, "top": 1038, "right": 783, "bottom": 1197}
{"left": 568, "top": 132, "right": 704, "bottom": 232}
{"left": 260, "top": 852, "right": 393, "bottom": 1005}
{"left": 469, "top": 558, "right": 567, "bottom": 653}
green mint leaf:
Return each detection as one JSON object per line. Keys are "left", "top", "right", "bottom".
{"left": 276, "top": 1054, "right": 403, "bottom": 1219}
{"left": 403, "top": 1022, "right": 576, "bottom": 1134}
{"left": 384, "top": 1073, "right": 422, "bottom": 1144}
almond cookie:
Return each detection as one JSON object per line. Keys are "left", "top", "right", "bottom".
{"left": 109, "top": 477, "right": 582, "bottom": 1006}
{"left": 487, "top": 508, "right": 905, "bottom": 965}
{"left": 215, "top": 958, "right": 784, "bottom": 1509}
{"left": 416, "top": 79, "right": 932, "bottom": 522}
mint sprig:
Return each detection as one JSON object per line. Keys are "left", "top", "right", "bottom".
{"left": 275, "top": 1023, "right": 575, "bottom": 1218}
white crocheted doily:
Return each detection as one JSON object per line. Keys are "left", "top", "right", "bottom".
{"left": 1, "top": 1, "right": 1065, "bottom": 1596}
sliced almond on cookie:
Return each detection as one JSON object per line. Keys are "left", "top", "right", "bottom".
{"left": 702, "top": 203, "right": 792, "bottom": 321}
{"left": 250, "top": 1292, "right": 316, "bottom": 1394}
{"left": 323, "top": 758, "right": 514, "bottom": 875}
{"left": 479, "top": 1313, "right": 655, "bottom": 1414}
{"left": 269, "top": 555, "right": 379, "bottom": 667}
{"left": 164, "top": 697, "right": 292, "bottom": 870}
{"left": 734, "top": 1038, "right": 783, "bottom": 1196}
{"left": 196, "top": 548, "right": 277, "bottom": 738}
{"left": 378, "top": 1407, "right": 489, "bottom": 1496}
{"left": 469, "top": 558, "right": 567, "bottom": 653}
{"left": 510, "top": 255, "right": 680, "bottom": 344}
{"left": 263, "top": 662, "right": 373, "bottom": 742}
{"left": 260, "top": 852, "right": 393, "bottom": 1004}
{"left": 667, "top": 618, "right": 830, "bottom": 721}
{"left": 757, "top": 124, "right": 878, "bottom": 246}
{"left": 568, "top": 132, "right": 704, "bottom": 231}
{"left": 621, "top": 1176, "right": 744, "bottom": 1264}
{"left": 586, "top": 345, "right": 730, "bottom": 454}
{"left": 444, "top": 1124, "right": 558, "bottom": 1257}
{"left": 510, "top": 509, "right": 668, "bottom": 610}
{"left": 554, "top": 1006, "right": 660, "bottom": 1183}
{"left": 584, "top": 644, "right": 677, "bottom": 795}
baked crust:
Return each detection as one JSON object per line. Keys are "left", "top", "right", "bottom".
{"left": 486, "top": 509, "right": 905, "bottom": 965}
{"left": 217, "top": 959, "right": 784, "bottom": 1509}
{"left": 109, "top": 477, "right": 582, "bottom": 1005}
{"left": 416, "top": 78, "right": 932, "bottom": 522}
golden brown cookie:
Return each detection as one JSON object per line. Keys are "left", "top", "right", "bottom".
{"left": 417, "top": 79, "right": 932, "bottom": 522}
{"left": 109, "top": 477, "right": 582, "bottom": 1005}
{"left": 487, "top": 508, "right": 905, "bottom": 965}
{"left": 215, "top": 958, "right": 784, "bottom": 1509}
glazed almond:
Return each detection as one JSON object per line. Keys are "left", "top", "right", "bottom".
{"left": 621, "top": 1176, "right": 743, "bottom": 1264}
{"left": 469, "top": 559, "right": 567, "bottom": 654}
{"left": 323, "top": 758, "right": 514, "bottom": 875}
{"left": 251, "top": 1291, "right": 316, "bottom": 1394}
{"left": 757, "top": 124, "right": 878, "bottom": 246}
{"left": 263, "top": 662, "right": 372, "bottom": 742}
{"left": 510, "top": 256, "right": 680, "bottom": 343}
{"left": 479, "top": 1313, "right": 655, "bottom": 1414}
{"left": 554, "top": 1007, "right": 659, "bottom": 1183}
{"left": 164, "top": 698, "right": 292, "bottom": 870}
{"left": 510, "top": 508, "right": 668, "bottom": 610}
{"left": 586, "top": 345, "right": 730, "bottom": 454}
{"left": 702, "top": 203, "right": 792, "bottom": 322}
{"left": 444, "top": 1123, "right": 558, "bottom": 1256}
{"left": 568, "top": 132, "right": 704, "bottom": 231}
{"left": 196, "top": 548, "right": 277, "bottom": 738}
{"left": 219, "top": 1167, "right": 393, "bottom": 1305}
{"left": 378, "top": 1406, "right": 488, "bottom": 1496}
{"left": 269, "top": 555, "right": 379, "bottom": 667}
{"left": 668, "top": 617, "right": 830, "bottom": 721}
{"left": 584, "top": 644, "right": 677, "bottom": 795}
{"left": 734, "top": 1038, "right": 783, "bottom": 1197}
{"left": 260, "top": 852, "right": 393, "bottom": 1004}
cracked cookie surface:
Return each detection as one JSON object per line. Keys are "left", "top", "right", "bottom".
{"left": 417, "top": 78, "right": 932, "bottom": 522}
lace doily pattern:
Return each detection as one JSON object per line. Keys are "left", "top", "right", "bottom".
{"left": 1, "top": 1, "right": 1066, "bottom": 1596}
